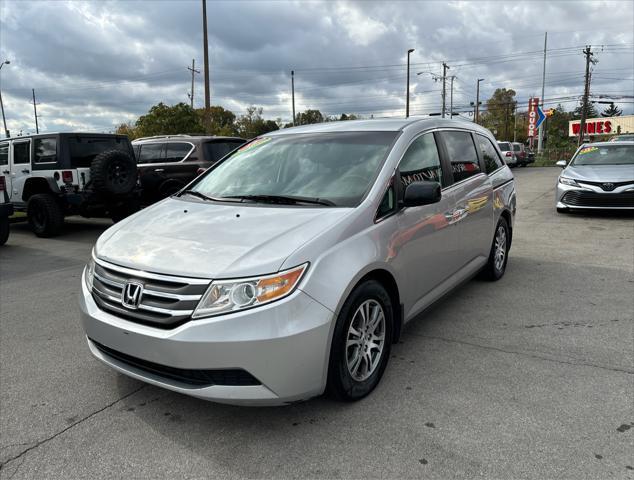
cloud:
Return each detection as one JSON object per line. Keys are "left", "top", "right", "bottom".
{"left": 0, "top": 0, "right": 632, "bottom": 136}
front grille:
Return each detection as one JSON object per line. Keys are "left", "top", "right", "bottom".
{"left": 91, "top": 259, "right": 210, "bottom": 329}
{"left": 577, "top": 179, "right": 634, "bottom": 191}
{"left": 92, "top": 340, "right": 261, "bottom": 387}
{"left": 562, "top": 191, "right": 634, "bottom": 208}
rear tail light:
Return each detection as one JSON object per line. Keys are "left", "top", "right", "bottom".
{"left": 505, "top": 152, "right": 512, "bottom": 157}
{"left": 62, "top": 170, "right": 73, "bottom": 183}
{"left": 0, "top": 176, "right": 5, "bottom": 192}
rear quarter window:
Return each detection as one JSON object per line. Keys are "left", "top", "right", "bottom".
{"left": 34, "top": 138, "right": 57, "bottom": 164}
{"left": 0, "top": 143, "right": 8, "bottom": 166}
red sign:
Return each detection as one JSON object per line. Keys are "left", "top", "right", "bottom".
{"left": 527, "top": 97, "right": 540, "bottom": 138}
{"left": 571, "top": 119, "right": 612, "bottom": 135}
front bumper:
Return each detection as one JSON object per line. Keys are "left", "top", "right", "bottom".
{"left": 556, "top": 182, "right": 634, "bottom": 210}
{"left": 79, "top": 270, "right": 335, "bottom": 405}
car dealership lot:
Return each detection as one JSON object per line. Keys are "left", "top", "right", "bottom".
{"left": 1, "top": 168, "right": 632, "bottom": 479}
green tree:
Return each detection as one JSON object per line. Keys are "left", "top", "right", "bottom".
{"left": 235, "top": 106, "right": 279, "bottom": 138}
{"left": 572, "top": 100, "right": 598, "bottom": 120}
{"left": 196, "top": 106, "right": 238, "bottom": 136}
{"left": 115, "top": 122, "right": 139, "bottom": 140}
{"left": 135, "top": 102, "right": 203, "bottom": 138}
{"left": 545, "top": 104, "right": 576, "bottom": 150}
{"left": 296, "top": 109, "right": 324, "bottom": 125}
{"left": 481, "top": 88, "right": 517, "bottom": 140}
{"left": 601, "top": 103, "right": 622, "bottom": 117}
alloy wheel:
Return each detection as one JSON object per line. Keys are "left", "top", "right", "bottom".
{"left": 346, "top": 299, "right": 386, "bottom": 381}
{"left": 494, "top": 225, "right": 507, "bottom": 272}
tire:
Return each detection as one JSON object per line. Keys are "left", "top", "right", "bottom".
{"left": 327, "top": 280, "right": 393, "bottom": 401}
{"left": 481, "top": 217, "right": 510, "bottom": 281}
{"left": 90, "top": 150, "right": 137, "bottom": 196}
{"left": 0, "top": 216, "right": 9, "bottom": 246}
{"left": 27, "top": 193, "right": 64, "bottom": 237}
{"left": 110, "top": 199, "right": 141, "bottom": 223}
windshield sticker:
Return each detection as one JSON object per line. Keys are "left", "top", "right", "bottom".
{"left": 578, "top": 146, "right": 598, "bottom": 155}
{"left": 235, "top": 137, "right": 272, "bottom": 155}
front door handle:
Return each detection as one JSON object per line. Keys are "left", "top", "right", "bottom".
{"left": 1, "top": 170, "right": 9, "bottom": 174}
{"left": 154, "top": 168, "right": 165, "bottom": 172}
{"left": 21, "top": 169, "right": 30, "bottom": 174}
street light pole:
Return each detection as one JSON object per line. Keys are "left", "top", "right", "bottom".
{"left": 406, "top": 48, "right": 414, "bottom": 118}
{"left": 0, "top": 60, "right": 10, "bottom": 138}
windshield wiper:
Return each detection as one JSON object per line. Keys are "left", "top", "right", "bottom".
{"left": 179, "top": 189, "right": 216, "bottom": 201}
{"left": 224, "top": 194, "right": 336, "bottom": 206}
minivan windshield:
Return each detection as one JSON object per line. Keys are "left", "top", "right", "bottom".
{"left": 571, "top": 144, "right": 634, "bottom": 166}
{"left": 191, "top": 132, "right": 398, "bottom": 207}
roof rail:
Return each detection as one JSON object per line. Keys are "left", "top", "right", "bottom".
{"left": 134, "top": 134, "right": 192, "bottom": 141}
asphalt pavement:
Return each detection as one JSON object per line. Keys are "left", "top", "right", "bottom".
{"left": 1, "top": 167, "right": 633, "bottom": 479}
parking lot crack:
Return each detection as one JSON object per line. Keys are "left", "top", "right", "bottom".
{"left": 407, "top": 332, "right": 634, "bottom": 375}
{"left": 0, "top": 385, "right": 146, "bottom": 473}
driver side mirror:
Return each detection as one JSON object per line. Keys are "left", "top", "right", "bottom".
{"left": 402, "top": 181, "right": 441, "bottom": 207}
{"left": 556, "top": 160, "right": 567, "bottom": 168}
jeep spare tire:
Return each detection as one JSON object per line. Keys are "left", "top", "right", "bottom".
{"left": 90, "top": 150, "right": 137, "bottom": 196}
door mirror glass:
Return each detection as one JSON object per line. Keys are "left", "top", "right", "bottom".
{"left": 403, "top": 181, "right": 441, "bottom": 207}
{"left": 556, "top": 160, "right": 567, "bottom": 168}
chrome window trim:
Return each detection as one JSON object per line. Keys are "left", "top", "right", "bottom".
{"left": 93, "top": 255, "right": 211, "bottom": 285}
{"left": 135, "top": 141, "right": 196, "bottom": 166}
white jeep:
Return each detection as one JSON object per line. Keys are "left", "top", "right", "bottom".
{"left": 0, "top": 133, "right": 139, "bottom": 237}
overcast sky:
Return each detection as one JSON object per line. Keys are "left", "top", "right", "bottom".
{"left": 0, "top": 0, "right": 632, "bottom": 135}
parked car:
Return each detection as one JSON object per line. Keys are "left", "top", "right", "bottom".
{"left": 556, "top": 141, "right": 634, "bottom": 212}
{"left": 0, "top": 164, "right": 13, "bottom": 246}
{"left": 497, "top": 141, "right": 518, "bottom": 167}
{"left": 79, "top": 118, "right": 516, "bottom": 406}
{"left": 132, "top": 135, "right": 246, "bottom": 204}
{"left": 511, "top": 142, "right": 533, "bottom": 167}
{"left": 0, "top": 133, "right": 139, "bottom": 237}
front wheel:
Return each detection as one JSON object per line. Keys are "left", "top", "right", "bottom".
{"left": 0, "top": 216, "right": 9, "bottom": 246}
{"left": 327, "top": 280, "right": 393, "bottom": 401}
{"left": 481, "top": 217, "right": 510, "bottom": 281}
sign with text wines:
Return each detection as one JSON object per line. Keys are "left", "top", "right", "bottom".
{"left": 569, "top": 115, "right": 634, "bottom": 137}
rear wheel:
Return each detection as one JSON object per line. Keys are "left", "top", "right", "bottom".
{"left": 27, "top": 193, "right": 64, "bottom": 237}
{"left": 481, "top": 217, "right": 510, "bottom": 281}
{"left": 327, "top": 280, "right": 393, "bottom": 401}
{"left": 0, "top": 216, "right": 9, "bottom": 246}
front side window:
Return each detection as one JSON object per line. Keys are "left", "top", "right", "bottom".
{"left": 13, "top": 142, "right": 30, "bottom": 164}
{"left": 441, "top": 131, "right": 481, "bottom": 182}
{"left": 0, "top": 143, "right": 8, "bottom": 166}
{"left": 165, "top": 143, "right": 192, "bottom": 162}
{"left": 34, "top": 138, "right": 57, "bottom": 164}
{"left": 571, "top": 144, "right": 634, "bottom": 166}
{"left": 399, "top": 133, "right": 444, "bottom": 188}
{"left": 137, "top": 143, "right": 165, "bottom": 164}
{"left": 192, "top": 132, "right": 397, "bottom": 207}
{"left": 476, "top": 135, "right": 503, "bottom": 174}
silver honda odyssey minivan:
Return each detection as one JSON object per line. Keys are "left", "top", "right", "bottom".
{"left": 79, "top": 118, "right": 516, "bottom": 405}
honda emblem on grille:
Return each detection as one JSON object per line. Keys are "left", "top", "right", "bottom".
{"left": 602, "top": 183, "right": 615, "bottom": 191}
{"left": 122, "top": 281, "right": 144, "bottom": 309}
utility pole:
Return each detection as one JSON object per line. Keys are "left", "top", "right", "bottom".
{"left": 0, "top": 60, "right": 10, "bottom": 138}
{"left": 31, "top": 89, "right": 39, "bottom": 134}
{"left": 475, "top": 78, "right": 484, "bottom": 124}
{"left": 449, "top": 76, "right": 455, "bottom": 118}
{"left": 201, "top": 0, "right": 211, "bottom": 129}
{"left": 187, "top": 59, "right": 200, "bottom": 109}
{"left": 441, "top": 62, "right": 449, "bottom": 118}
{"left": 537, "top": 32, "right": 547, "bottom": 153}
{"left": 578, "top": 45, "right": 596, "bottom": 146}
{"left": 406, "top": 48, "right": 414, "bottom": 118}
{"left": 513, "top": 104, "right": 517, "bottom": 142}
{"left": 291, "top": 70, "right": 296, "bottom": 126}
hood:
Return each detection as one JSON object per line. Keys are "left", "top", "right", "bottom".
{"left": 564, "top": 164, "right": 634, "bottom": 183}
{"left": 96, "top": 197, "right": 351, "bottom": 278}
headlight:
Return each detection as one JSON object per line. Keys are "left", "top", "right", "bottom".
{"left": 559, "top": 176, "right": 580, "bottom": 187}
{"left": 192, "top": 263, "right": 308, "bottom": 319}
{"left": 84, "top": 257, "right": 95, "bottom": 290}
